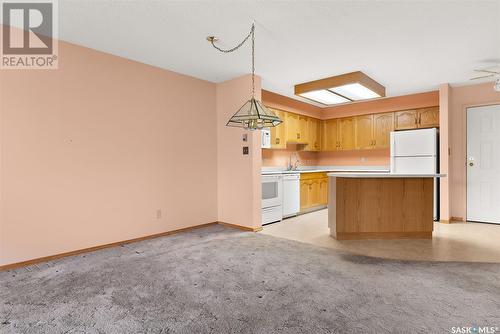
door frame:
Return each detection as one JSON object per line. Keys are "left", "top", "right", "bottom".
{"left": 465, "top": 103, "right": 500, "bottom": 223}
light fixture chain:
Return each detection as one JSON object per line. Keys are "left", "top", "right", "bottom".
{"left": 252, "top": 23, "right": 255, "bottom": 98}
{"left": 209, "top": 23, "right": 256, "bottom": 98}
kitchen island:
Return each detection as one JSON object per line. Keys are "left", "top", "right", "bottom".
{"left": 327, "top": 173, "right": 445, "bottom": 240}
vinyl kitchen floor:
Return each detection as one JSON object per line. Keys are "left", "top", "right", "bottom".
{"left": 261, "top": 209, "right": 500, "bottom": 263}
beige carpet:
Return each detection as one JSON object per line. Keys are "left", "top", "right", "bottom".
{"left": 1, "top": 225, "right": 499, "bottom": 333}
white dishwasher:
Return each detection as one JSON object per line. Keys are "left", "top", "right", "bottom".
{"left": 282, "top": 173, "right": 300, "bottom": 218}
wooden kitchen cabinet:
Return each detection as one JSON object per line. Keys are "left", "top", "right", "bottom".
{"left": 322, "top": 119, "right": 338, "bottom": 151}
{"left": 319, "top": 177, "right": 328, "bottom": 205}
{"left": 309, "top": 179, "right": 320, "bottom": 207}
{"left": 265, "top": 106, "right": 438, "bottom": 153}
{"left": 395, "top": 108, "right": 439, "bottom": 130}
{"left": 286, "top": 112, "right": 299, "bottom": 143}
{"left": 286, "top": 112, "right": 307, "bottom": 143}
{"left": 417, "top": 107, "right": 439, "bottom": 128}
{"left": 300, "top": 173, "right": 328, "bottom": 212}
{"left": 305, "top": 117, "right": 321, "bottom": 151}
{"left": 269, "top": 108, "right": 287, "bottom": 149}
{"left": 298, "top": 115, "right": 308, "bottom": 144}
{"left": 354, "top": 115, "right": 374, "bottom": 150}
{"left": 373, "top": 112, "right": 394, "bottom": 149}
{"left": 394, "top": 110, "right": 418, "bottom": 130}
{"left": 355, "top": 112, "right": 394, "bottom": 150}
{"left": 300, "top": 180, "right": 310, "bottom": 212}
{"left": 338, "top": 117, "right": 355, "bottom": 150}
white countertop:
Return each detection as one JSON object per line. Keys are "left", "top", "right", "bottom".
{"left": 262, "top": 166, "right": 390, "bottom": 175}
{"left": 327, "top": 173, "right": 446, "bottom": 178}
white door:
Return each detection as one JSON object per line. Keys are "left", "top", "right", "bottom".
{"left": 467, "top": 104, "right": 500, "bottom": 224}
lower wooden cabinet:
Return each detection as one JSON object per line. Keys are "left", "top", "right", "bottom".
{"left": 300, "top": 173, "right": 328, "bottom": 212}
{"left": 319, "top": 177, "right": 328, "bottom": 205}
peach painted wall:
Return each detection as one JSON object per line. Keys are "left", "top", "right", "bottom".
{"left": 322, "top": 91, "right": 439, "bottom": 119}
{"left": 439, "top": 84, "right": 451, "bottom": 221}
{"left": 448, "top": 82, "right": 500, "bottom": 221}
{"left": 262, "top": 145, "right": 319, "bottom": 167}
{"left": 0, "top": 40, "right": 218, "bottom": 266}
{"left": 216, "top": 75, "right": 262, "bottom": 229}
{"left": 317, "top": 149, "right": 390, "bottom": 166}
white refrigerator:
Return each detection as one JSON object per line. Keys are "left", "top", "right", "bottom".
{"left": 390, "top": 128, "right": 439, "bottom": 220}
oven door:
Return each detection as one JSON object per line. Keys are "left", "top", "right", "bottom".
{"left": 262, "top": 174, "right": 282, "bottom": 208}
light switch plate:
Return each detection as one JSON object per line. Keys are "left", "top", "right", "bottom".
{"left": 242, "top": 134, "right": 248, "bottom": 142}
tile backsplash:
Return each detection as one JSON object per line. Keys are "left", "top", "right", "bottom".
{"left": 262, "top": 145, "right": 390, "bottom": 167}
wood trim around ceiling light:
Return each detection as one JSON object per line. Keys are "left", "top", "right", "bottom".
{"left": 294, "top": 71, "right": 386, "bottom": 98}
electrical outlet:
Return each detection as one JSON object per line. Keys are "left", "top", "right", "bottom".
{"left": 243, "top": 146, "right": 249, "bottom": 155}
{"left": 156, "top": 209, "right": 162, "bottom": 219}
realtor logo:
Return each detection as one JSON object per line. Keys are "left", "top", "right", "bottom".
{"left": 1, "top": 0, "right": 58, "bottom": 69}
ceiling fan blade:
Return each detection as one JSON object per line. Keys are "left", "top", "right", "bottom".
{"left": 474, "top": 69, "right": 500, "bottom": 74}
{"left": 470, "top": 74, "right": 494, "bottom": 80}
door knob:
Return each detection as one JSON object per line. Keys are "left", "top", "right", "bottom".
{"left": 469, "top": 162, "right": 474, "bottom": 167}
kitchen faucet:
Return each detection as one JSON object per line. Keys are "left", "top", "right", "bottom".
{"left": 287, "top": 153, "right": 300, "bottom": 171}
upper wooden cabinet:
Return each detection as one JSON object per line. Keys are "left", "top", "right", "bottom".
{"left": 338, "top": 118, "right": 354, "bottom": 150}
{"left": 298, "top": 115, "right": 308, "bottom": 144}
{"left": 395, "top": 107, "right": 439, "bottom": 130}
{"left": 322, "top": 119, "right": 338, "bottom": 151}
{"left": 269, "top": 108, "right": 287, "bottom": 149}
{"left": 417, "top": 107, "right": 439, "bottom": 128}
{"left": 354, "top": 115, "right": 374, "bottom": 150}
{"left": 354, "top": 112, "right": 394, "bottom": 150}
{"left": 373, "top": 112, "right": 394, "bottom": 149}
{"left": 305, "top": 117, "right": 321, "bottom": 151}
{"left": 394, "top": 110, "right": 418, "bottom": 130}
{"left": 286, "top": 112, "right": 308, "bottom": 144}
{"left": 286, "top": 112, "right": 299, "bottom": 143}
{"left": 265, "top": 106, "right": 438, "bottom": 152}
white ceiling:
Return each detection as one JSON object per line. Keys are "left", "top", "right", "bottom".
{"left": 58, "top": 1, "right": 500, "bottom": 105}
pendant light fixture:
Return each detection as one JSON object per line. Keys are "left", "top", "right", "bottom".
{"left": 207, "top": 23, "right": 282, "bottom": 130}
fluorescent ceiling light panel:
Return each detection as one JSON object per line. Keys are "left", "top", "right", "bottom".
{"left": 294, "top": 72, "right": 385, "bottom": 106}
{"left": 329, "top": 83, "right": 381, "bottom": 100}
{"left": 299, "top": 90, "right": 350, "bottom": 105}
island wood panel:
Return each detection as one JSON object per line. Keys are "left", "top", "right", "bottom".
{"left": 333, "top": 177, "right": 433, "bottom": 239}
